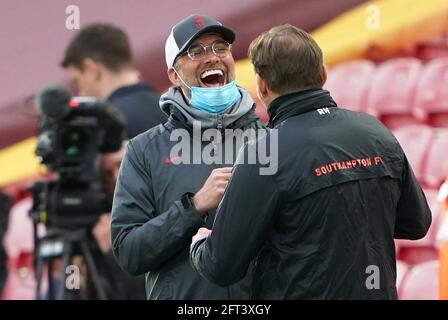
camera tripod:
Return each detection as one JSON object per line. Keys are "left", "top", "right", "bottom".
{"left": 34, "top": 228, "right": 107, "bottom": 300}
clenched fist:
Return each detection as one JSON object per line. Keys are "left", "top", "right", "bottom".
{"left": 191, "top": 227, "right": 212, "bottom": 246}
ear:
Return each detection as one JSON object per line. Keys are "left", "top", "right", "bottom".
{"left": 255, "top": 73, "right": 269, "bottom": 109}
{"left": 167, "top": 67, "right": 181, "bottom": 86}
{"left": 255, "top": 73, "right": 268, "bottom": 99}
{"left": 82, "top": 57, "right": 102, "bottom": 80}
{"left": 322, "top": 65, "right": 328, "bottom": 87}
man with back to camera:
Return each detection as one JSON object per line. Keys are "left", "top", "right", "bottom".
{"left": 111, "top": 14, "right": 265, "bottom": 299}
{"left": 190, "top": 24, "right": 432, "bottom": 299}
{"left": 60, "top": 23, "right": 167, "bottom": 299}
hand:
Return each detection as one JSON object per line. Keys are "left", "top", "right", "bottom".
{"left": 192, "top": 227, "right": 212, "bottom": 246}
{"left": 92, "top": 213, "right": 112, "bottom": 254}
{"left": 192, "top": 167, "right": 232, "bottom": 215}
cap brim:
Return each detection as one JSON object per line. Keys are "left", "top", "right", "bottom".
{"left": 174, "top": 25, "right": 235, "bottom": 63}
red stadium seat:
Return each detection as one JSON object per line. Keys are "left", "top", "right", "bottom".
{"left": 392, "top": 124, "right": 433, "bottom": 182}
{"left": 414, "top": 58, "right": 448, "bottom": 128}
{"left": 3, "top": 197, "right": 34, "bottom": 259}
{"left": 400, "top": 260, "right": 439, "bottom": 300}
{"left": 396, "top": 260, "right": 410, "bottom": 298}
{"left": 367, "top": 58, "right": 423, "bottom": 129}
{"left": 437, "top": 214, "right": 448, "bottom": 249}
{"left": 423, "top": 128, "right": 448, "bottom": 188}
{"left": 1, "top": 252, "right": 36, "bottom": 300}
{"left": 324, "top": 60, "right": 375, "bottom": 112}
{"left": 416, "top": 35, "right": 448, "bottom": 61}
{"left": 430, "top": 114, "right": 448, "bottom": 128}
{"left": 1, "top": 197, "right": 36, "bottom": 300}
{"left": 398, "top": 246, "right": 439, "bottom": 266}
{"left": 436, "top": 180, "right": 448, "bottom": 248}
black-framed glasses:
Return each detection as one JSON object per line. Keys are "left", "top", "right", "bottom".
{"left": 185, "top": 40, "right": 232, "bottom": 61}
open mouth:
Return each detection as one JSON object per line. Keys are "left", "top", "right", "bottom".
{"left": 199, "top": 69, "right": 225, "bottom": 87}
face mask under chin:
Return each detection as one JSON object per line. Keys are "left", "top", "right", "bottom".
{"left": 189, "top": 81, "right": 240, "bottom": 114}
{"left": 174, "top": 68, "right": 240, "bottom": 114}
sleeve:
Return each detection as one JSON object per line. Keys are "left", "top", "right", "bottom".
{"left": 190, "top": 141, "right": 280, "bottom": 286}
{"left": 394, "top": 154, "right": 432, "bottom": 240}
{"left": 111, "top": 140, "right": 204, "bottom": 276}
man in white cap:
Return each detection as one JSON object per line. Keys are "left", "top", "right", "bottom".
{"left": 111, "top": 14, "right": 264, "bottom": 299}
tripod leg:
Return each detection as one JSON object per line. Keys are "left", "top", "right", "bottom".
{"left": 34, "top": 255, "right": 44, "bottom": 300}
{"left": 79, "top": 240, "right": 107, "bottom": 300}
{"left": 48, "top": 259, "right": 56, "bottom": 299}
{"left": 34, "top": 249, "right": 57, "bottom": 300}
{"left": 57, "top": 241, "right": 73, "bottom": 300}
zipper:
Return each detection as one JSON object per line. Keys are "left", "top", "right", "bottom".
{"left": 217, "top": 114, "right": 223, "bottom": 130}
{"left": 213, "top": 115, "right": 224, "bottom": 159}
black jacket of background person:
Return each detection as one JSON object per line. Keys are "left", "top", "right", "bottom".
{"left": 99, "top": 82, "right": 165, "bottom": 299}
{"left": 190, "top": 89, "right": 432, "bottom": 300}
{"left": 107, "top": 82, "right": 166, "bottom": 139}
{"left": 111, "top": 86, "right": 265, "bottom": 299}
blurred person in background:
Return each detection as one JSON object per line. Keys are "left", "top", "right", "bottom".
{"left": 190, "top": 24, "right": 432, "bottom": 300}
{"left": 61, "top": 23, "right": 166, "bottom": 139}
{"left": 60, "top": 23, "right": 165, "bottom": 299}
{"left": 111, "top": 14, "right": 264, "bottom": 299}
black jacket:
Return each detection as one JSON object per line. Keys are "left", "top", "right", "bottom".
{"left": 190, "top": 89, "right": 432, "bottom": 299}
{"left": 111, "top": 87, "right": 265, "bottom": 299}
{"left": 107, "top": 82, "right": 166, "bottom": 139}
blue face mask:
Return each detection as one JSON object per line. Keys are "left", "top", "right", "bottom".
{"left": 189, "top": 81, "right": 240, "bottom": 114}
{"left": 174, "top": 68, "right": 241, "bottom": 114}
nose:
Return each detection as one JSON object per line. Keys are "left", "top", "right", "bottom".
{"left": 203, "top": 47, "right": 220, "bottom": 63}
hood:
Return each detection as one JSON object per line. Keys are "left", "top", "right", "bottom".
{"left": 160, "top": 86, "right": 256, "bottom": 130}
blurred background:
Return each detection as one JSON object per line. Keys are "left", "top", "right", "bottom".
{"left": 0, "top": 0, "right": 447, "bottom": 300}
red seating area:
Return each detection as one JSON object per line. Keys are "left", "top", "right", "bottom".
{"left": 399, "top": 260, "right": 440, "bottom": 300}
{"left": 414, "top": 58, "right": 448, "bottom": 126}
{"left": 325, "top": 57, "right": 448, "bottom": 130}
{"left": 326, "top": 56, "right": 448, "bottom": 300}
{"left": 392, "top": 125, "right": 433, "bottom": 182}
{"left": 324, "top": 60, "right": 375, "bottom": 113}
{"left": 424, "top": 129, "right": 448, "bottom": 189}
{"left": 366, "top": 58, "right": 423, "bottom": 129}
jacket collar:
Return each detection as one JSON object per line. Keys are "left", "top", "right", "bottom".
{"left": 160, "top": 86, "right": 259, "bottom": 131}
{"left": 268, "top": 89, "right": 337, "bottom": 128}
{"left": 107, "top": 82, "right": 153, "bottom": 101}
{"left": 166, "top": 106, "right": 260, "bottom": 132}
